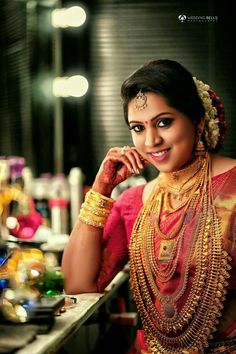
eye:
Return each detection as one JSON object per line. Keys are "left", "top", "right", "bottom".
{"left": 129, "top": 124, "right": 144, "bottom": 133}
{"left": 157, "top": 118, "right": 173, "bottom": 128}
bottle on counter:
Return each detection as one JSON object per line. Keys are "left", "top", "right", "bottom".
{"left": 7, "top": 156, "right": 26, "bottom": 188}
{"left": 0, "top": 156, "right": 9, "bottom": 193}
{"left": 68, "top": 167, "right": 83, "bottom": 229}
{"left": 22, "top": 166, "right": 33, "bottom": 195}
{"left": 0, "top": 157, "right": 10, "bottom": 240}
{"left": 7, "top": 156, "right": 27, "bottom": 217}
{"left": 30, "top": 176, "right": 51, "bottom": 228}
{"left": 48, "top": 174, "right": 70, "bottom": 235}
{"left": 0, "top": 156, "right": 9, "bottom": 186}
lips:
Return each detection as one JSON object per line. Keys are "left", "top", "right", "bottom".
{"left": 148, "top": 149, "right": 170, "bottom": 162}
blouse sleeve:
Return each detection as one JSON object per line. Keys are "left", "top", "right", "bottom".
{"left": 96, "top": 185, "right": 144, "bottom": 292}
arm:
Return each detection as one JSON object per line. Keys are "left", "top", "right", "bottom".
{"left": 61, "top": 147, "right": 144, "bottom": 294}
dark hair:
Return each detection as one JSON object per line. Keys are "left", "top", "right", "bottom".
{"left": 121, "top": 59, "right": 205, "bottom": 126}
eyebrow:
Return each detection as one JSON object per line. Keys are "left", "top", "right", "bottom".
{"left": 128, "top": 112, "right": 174, "bottom": 125}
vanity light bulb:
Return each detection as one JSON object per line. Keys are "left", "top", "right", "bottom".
{"left": 53, "top": 76, "right": 89, "bottom": 97}
{"left": 52, "top": 6, "right": 86, "bottom": 28}
{"left": 65, "top": 6, "right": 86, "bottom": 27}
{"left": 66, "top": 75, "right": 89, "bottom": 97}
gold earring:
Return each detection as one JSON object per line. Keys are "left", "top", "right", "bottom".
{"left": 195, "top": 132, "right": 206, "bottom": 156}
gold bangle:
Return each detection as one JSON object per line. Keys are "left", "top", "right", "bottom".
{"left": 85, "top": 199, "right": 113, "bottom": 212}
{"left": 82, "top": 203, "right": 111, "bottom": 217}
{"left": 80, "top": 205, "right": 109, "bottom": 219}
{"left": 88, "top": 188, "right": 114, "bottom": 202}
{"left": 79, "top": 208, "right": 108, "bottom": 229}
{"left": 85, "top": 189, "right": 114, "bottom": 209}
{"left": 78, "top": 189, "right": 115, "bottom": 229}
{"left": 79, "top": 214, "right": 105, "bottom": 229}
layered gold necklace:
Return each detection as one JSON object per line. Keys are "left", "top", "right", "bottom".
{"left": 129, "top": 152, "right": 232, "bottom": 354}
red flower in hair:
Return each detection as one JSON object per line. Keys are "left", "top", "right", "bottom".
{"left": 208, "top": 90, "right": 227, "bottom": 152}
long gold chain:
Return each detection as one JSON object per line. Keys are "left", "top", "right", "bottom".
{"left": 129, "top": 153, "right": 232, "bottom": 353}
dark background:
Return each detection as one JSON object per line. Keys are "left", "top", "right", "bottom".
{"left": 0, "top": 0, "right": 235, "bottom": 185}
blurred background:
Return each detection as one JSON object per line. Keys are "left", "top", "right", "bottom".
{"left": 0, "top": 2, "right": 235, "bottom": 352}
{"left": 0, "top": 0, "right": 235, "bottom": 186}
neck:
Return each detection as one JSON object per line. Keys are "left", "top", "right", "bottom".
{"left": 159, "top": 153, "right": 209, "bottom": 194}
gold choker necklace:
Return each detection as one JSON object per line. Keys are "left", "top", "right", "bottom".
{"left": 129, "top": 152, "right": 232, "bottom": 354}
{"left": 159, "top": 156, "right": 204, "bottom": 199}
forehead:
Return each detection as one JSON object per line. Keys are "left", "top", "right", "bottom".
{"left": 128, "top": 92, "right": 172, "bottom": 122}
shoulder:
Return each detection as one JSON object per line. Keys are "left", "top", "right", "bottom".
{"left": 211, "top": 153, "right": 236, "bottom": 177}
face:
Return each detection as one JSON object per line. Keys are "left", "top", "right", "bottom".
{"left": 128, "top": 92, "right": 198, "bottom": 173}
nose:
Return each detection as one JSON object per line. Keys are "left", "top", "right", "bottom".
{"left": 144, "top": 128, "right": 162, "bottom": 147}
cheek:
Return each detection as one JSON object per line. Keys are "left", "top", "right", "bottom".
{"left": 132, "top": 136, "right": 147, "bottom": 158}
{"left": 173, "top": 125, "right": 195, "bottom": 144}
{"left": 131, "top": 133, "right": 144, "bottom": 148}
{"left": 179, "top": 130, "right": 196, "bottom": 152}
{"left": 131, "top": 132, "right": 138, "bottom": 146}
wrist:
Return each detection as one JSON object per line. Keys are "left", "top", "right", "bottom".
{"left": 92, "top": 182, "right": 113, "bottom": 198}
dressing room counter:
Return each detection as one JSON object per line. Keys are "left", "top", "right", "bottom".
{"left": 16, "top": 269, "right": 130, "bottom": 354}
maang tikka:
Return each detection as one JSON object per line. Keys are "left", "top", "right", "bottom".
{"left": 135, "top": 90, "right": 147, "bottom": 110}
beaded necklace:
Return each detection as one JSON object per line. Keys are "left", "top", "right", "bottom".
{"left": 129, "top": 152, "right": 232, "bottom": 353}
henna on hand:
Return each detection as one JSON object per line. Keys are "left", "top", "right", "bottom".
{"left": 92, "top": 146, "right": 145, "bottom": 196}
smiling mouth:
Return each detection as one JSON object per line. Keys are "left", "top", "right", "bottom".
{"left": 147, "top": 149, "right": 170, "bottom": 162}
{"left": 150, "top": 149, "right": 170, "bottom": 157}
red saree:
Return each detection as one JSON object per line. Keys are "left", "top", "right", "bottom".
{"left": 96, "top": 166, "right": 236, "bottom": 353}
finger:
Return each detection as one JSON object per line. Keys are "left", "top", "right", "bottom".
{"left": 115, "top": 156, "right": 136, "bottom": 174}
{"left": 107, "top": 148, "right": 136, "bottom": 174}
{"left": 104, "top": 153, "right": 135, "bottom": 175}
{"left": 130, "top": 148, "right": 150, "bottom": 168}
{"left": 106, "top": 147, "right": 145, "bottom": 175}
{"left": 129, "top": 148, "right": 145, "bottom": 169}
{"left": 116, "top": 163, "right": 134, "bottom": 182}
{"left": 121, "top": 148, "right": 143, "bottom": 173}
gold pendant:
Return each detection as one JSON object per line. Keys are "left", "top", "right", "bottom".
{"left": 162, "top": 301, "right": 177, "bottom": 319}
{"left": 158, "top": 239, "right": 176, "bottom": 261}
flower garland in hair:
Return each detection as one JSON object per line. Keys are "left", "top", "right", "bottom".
{"left": 193, "top": 77, "right": 227, "bottom": 152}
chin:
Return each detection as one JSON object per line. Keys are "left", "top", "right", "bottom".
{"left": 154, "top": 162, "right": 186, "bottom": 174}
{"left": 150, "top": 161, "right": 176, "bottom": 173}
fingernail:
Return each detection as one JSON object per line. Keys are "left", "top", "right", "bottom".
{"left": 129, "top": 167, "right": 135, "bottom": 174}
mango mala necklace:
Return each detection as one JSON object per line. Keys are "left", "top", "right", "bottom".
{"left": 129, "top": 152, "right": 232, "bottom": 354}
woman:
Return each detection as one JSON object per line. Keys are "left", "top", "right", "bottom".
{"left": 62, "top": 59, "right": 236, "bottom": 353}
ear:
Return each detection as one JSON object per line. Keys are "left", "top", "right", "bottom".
{"left": 197, "top": 117, "right": 205, "bottom": 135}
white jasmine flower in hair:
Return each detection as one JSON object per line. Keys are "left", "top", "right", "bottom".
{"left": 193, "top": 77, "right": 220, "bottom": 149}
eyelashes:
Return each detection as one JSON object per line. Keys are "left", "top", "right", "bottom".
{"left": 129, "top": 125, "right": 144, "bottom": 133}
{"left": 157, "top": 118, "right": 173, "bottom": 127}
{"left": 129, "top": 118, "right": 173, "bottom": 132}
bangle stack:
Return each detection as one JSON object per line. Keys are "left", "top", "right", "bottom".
{"left": 79, "top": 189, "right": 115, "bottom": 229}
